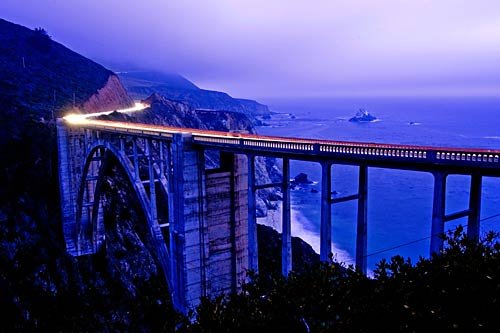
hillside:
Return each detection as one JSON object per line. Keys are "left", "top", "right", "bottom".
{"left": 118, "top": 70, "right": 270, "bottom": 118}
{"left": 0, "top": 19, "right": 133, "bottom": 118}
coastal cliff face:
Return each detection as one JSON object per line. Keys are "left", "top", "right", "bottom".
{"left": 102, "top": 92, "right": 256, "bottom": 132}
{"left": 101, "top": 93, "right": 282, "bottom": 216}
{"left": 118, "top": 71, "right": 271, "bottom": 120}
{"left": 81, "top": 75, "right": 134, "bottom": 113}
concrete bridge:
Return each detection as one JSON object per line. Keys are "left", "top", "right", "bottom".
{"left": 57, "top": 109, "right": 500, "bottom": 312}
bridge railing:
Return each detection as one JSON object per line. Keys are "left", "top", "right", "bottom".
{"left": 65, "top": 118, "right": 500, "bottom": 169}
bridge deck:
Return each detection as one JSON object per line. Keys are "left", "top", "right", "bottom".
{"left": 64, "top": 118, "right": 500, "bottom": 175}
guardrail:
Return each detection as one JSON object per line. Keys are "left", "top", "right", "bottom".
{"left": 65, "top": 118, "right": 500, "bottom": 168}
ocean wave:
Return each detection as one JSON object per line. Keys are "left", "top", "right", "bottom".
{"left": 484, "top": 136, "right": 500, "bottom": 140}
{"left": 257, "top": 202, "right": 353, "bottom": 264}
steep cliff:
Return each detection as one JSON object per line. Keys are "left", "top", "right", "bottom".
{"left": 102, "top": 92, "right": 256, "bottom": 133}
{"left": 82, "top": 75, "right": 134, "bottom": 113}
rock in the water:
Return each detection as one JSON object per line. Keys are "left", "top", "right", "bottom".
{"left": 349, "top": 108, "right": 377, "bottom": 122}
{"left": 293, "top": 173, "right": 313, "bottom": 184}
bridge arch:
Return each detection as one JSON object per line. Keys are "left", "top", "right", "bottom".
{"left": 73, "top": 140, "right": 173, "bottom": 292}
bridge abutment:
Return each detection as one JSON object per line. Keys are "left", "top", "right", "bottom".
{"left": 171, "top": 135, "right": 249, "bottom": 309}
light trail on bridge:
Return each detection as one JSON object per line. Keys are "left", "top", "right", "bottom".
{"left": 64, "top": 102, "right": 148, "bottom": 124}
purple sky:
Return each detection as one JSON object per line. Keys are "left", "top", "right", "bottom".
{"left": 1, "top": 0, "right": 500, "bottom": 98}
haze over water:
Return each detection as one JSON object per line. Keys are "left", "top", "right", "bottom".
{"left": 258, "top": 96, "right": 500, "bottom": 268}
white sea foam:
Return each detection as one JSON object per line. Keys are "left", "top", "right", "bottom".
{"left": 484, "top": 136, "right": 500, "bottom": 140}
{"left": 257, "top": 202, "right": 353, "bottom": 265}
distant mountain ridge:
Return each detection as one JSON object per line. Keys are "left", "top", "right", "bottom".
{"left": 118, "top": 70, "right": 270, "bottom": 119}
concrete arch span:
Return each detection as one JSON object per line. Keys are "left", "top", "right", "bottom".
{"left": 73, "top": 140, "right": 173, "bottom": 293}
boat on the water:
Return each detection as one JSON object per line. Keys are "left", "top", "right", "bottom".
{"left": 349, "top": 108, "right": 377, "bottom": 122}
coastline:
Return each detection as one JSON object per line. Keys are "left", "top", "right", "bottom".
{"left": 257, "top": 201, "right": 353, "bottom": 264}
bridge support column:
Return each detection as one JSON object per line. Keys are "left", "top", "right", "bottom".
{"left": 467, "top": 174, "right": 482, "bottom": 241}
{"left": 205, "top": 153, "right": 249, "bottom": 295}
{"left": 247, "top": 154, "right": 259, "bottom": 272}
{"left": 171, "top": 141, "right": 250, "bottom": 311}
{"left": 320, "top": 162, "right": 332, "bottom": 261}
{"left": 356, "top": 165, "right": 368, "bottom": 274}
{"left": 170, "top": 133, "right": 189, "bottom": 310}
{"left": 430, "top": 172, "right": 447, "bottom": 255}
{"left": 57, "top": 120, "right": 79, "bottom": 255}
{"left": 282, "top": 158, "right": 291, "bottom": 276}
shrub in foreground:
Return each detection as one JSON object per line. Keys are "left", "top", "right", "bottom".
{"left": 187, "top": 227, "right": 500, "bottom": 332}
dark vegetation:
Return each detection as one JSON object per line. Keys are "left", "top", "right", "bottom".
{"left": 188, "top": 228, "right": 500, "bottom": 332}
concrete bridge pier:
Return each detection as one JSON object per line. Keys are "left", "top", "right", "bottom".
{"left": 430, "top": 172, "right": 447, "bottom": 254}
{"left": 467, "top": 174, "right": 482, "bottom": 241}
{"left": 171, "top": 134, "right": 249, "bottom": 310}
{"left": 430, "top": 172, "right": 483, "bottom": 255}
{"left": 247, "top": 154, "right": 259, "bottom": 272}
{"left": 355, "top": 165, "right": 368, "bottom": 274}
{"left": 281, "top": 158, "right": 291, "bottom": 276}
{"left": 206, "top": 152, "right": 249, "bottom": 295}
{"left": 320, "top": 161, "right": 333, "bottom": 261}
{"left": 319, "top": 162, "right": 369, "bottom": 273}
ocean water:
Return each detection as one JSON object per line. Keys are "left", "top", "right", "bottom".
{"left": 256, "top": 96, "right": 500, "bottom": 269}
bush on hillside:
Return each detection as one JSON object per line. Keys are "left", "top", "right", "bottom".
{"left": 187, "top": 227, "right": 500, "bottom": 332}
